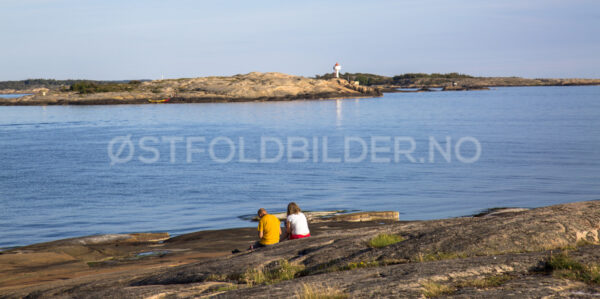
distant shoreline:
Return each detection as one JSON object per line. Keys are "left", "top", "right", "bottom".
{"left": 2, "top": 73, "right": 599, "bottom": 106}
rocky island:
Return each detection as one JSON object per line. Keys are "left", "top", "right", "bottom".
{"left": 315, "top": 72, "right": 600, "bottom": 92}
{"left": 1, "top": 200, "right": 599, "bottom": 298}
{"left": 383, "top": 76, "right": 600, "bottom": 92}
{"left": 0, "top": 72, "right": 381, "bottom": 106}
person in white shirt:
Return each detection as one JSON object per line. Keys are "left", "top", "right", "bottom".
{"left": 286, "top": 202, "right": 311, "bottom": 240}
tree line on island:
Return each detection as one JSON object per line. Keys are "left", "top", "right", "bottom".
{"left": 0, "top": 79, "right": 145, "bottom": 92}
{"left": 315, "top": 72, "right": 474, "bottom": 86}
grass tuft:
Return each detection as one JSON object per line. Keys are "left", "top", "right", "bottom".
{"left": 214, "top": 284, "right": 239, "bottom": 292}
{"left": 368, "top": 234, "right": 404, "bottom": 248}
{"left": 296, "top": 283, "right": 348, "bottom": 299}
{"left": 239, "top": 259, "right": 305, "bottom": 286}
{"left": 421, "top": 281, "right": 456, "bottom": 298}
{"left": 339, "top": 260, "right": 380, "bottom": 271}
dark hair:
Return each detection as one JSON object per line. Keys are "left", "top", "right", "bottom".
{"left": 287, "top": 202, "right": 301, "bottom": 216}
{"left": 257, "top": 208, "right": 266, "bottom": 217}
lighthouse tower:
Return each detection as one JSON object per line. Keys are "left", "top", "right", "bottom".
{"left": 333, "top": 62, "right": 342, "bottom": 78}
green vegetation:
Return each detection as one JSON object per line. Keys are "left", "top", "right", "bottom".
{"left": 456, "top": 274, "right": 514, "bottom": 288}
{"left": 315, "top": 73, "right": 390, "bottom": 85}
{"left": 314, "top": 72, "right": 474, "bottom": 86}
{"left": 70, "top": 81, "right": 141, "bottom": 94}
{"left": 0, "top": 79, "right": 140, "bottom": 91}
{"left": 297, "top": 283, "right": 348, "bottom": 299}
{"left": 224, "top": 260, "right": 305, "bottom": 286}
{"left": 213, "top": 284, "right": 239, "bottom": 292}
{"left": 393, "top": 72, "right": 473, "bottom": 80}
{"left": 421, "top": 281, "right": 456, "bottom": 298}
{"left": 545, "top": 252, "right": 600, "bottom": 284}
{"left": 368, "top": 234, "right": 404, "bottom": 248}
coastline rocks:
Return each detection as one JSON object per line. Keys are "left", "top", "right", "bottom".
{"left": 2, "top": 201, "right": 600, "bottom": 298}
{"left": 329, "top": 211, "right": 399, "bottom": 222}
{"left": 443, "top": 85, "right": 491, "bottom": 91}
{"left": 394, "top": 77, "right": 600, "bottom": 90}
{"left": 52, "top": 233, "right": 170, "bottom": 246}
{"left": 248, "top": 211, "right": 399, "bottom": 223}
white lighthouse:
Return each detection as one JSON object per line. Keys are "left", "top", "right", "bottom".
{"left": 333, "top": 62, "right": 342, "bottom": 78}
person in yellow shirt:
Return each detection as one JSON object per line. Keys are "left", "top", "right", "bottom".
{"left": 254, "top": 208, "right": 281, "bottom": 248}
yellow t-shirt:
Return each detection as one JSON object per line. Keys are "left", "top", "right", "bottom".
{"left": 258, "top": 214, "right": 280, "bottom": 245}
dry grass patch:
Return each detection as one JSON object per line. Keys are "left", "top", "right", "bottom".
{"left": 296, "top": 283, "right": 348, "bottom": 299}
{"left": 240, "top": 259, "right": 305, "bottom": 286}
{"left": 204, "top": 260, "right": 304, "bottom": 286}
{"left": 368, "top": 234, "right": 404, "bottom": 248}
{"left": 421, "top": 281, "right": 456, "bottom": 298}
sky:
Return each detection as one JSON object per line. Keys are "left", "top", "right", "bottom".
{"left": 0, "top": 0, "right": 599, "bottom": 80}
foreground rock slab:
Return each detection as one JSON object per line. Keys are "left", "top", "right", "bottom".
{"left": 1, "top": 200, "right": 600, "bottom": 298}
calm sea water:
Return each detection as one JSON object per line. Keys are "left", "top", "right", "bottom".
{"left": 0, "top": 94, "right": 31, "bottom": 99}
{"left": 1, "top": 86, "right": 599, "bottom": 248}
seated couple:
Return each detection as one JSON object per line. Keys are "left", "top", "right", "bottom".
{"left": 253, "top": 202, "right": 310, "bottom": 249}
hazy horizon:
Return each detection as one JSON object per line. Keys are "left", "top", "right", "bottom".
{"left": 1, "top": 0, "right": 599, "bottom": 81}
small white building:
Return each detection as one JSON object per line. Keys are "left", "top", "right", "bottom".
{"left": 333, "top": 62, "right": 341, "bottom": 78}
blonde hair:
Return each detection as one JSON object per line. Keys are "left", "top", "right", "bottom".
{"left": 287, "top": 202, "right": 301, "bottom": 216}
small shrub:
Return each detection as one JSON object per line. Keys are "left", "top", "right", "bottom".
{"left": 421, "top": 281, "right": 456, "bottom": 298}
{"left": 546, "top": 252, "right": 600, "bottom": 284}
{"left": 368, "top": 234, "right": 404, "bottom": 248}
{"left": 268, "top": 259, "right": 303, "bottom": 281}
{"left": 239, "top": 259, "right": 304, "bottom": 286}
{"left": 70, "top": 81, "right": 135, "bottom": 94}
{"left": 70, "top": 81, "right": 98, "bottom": 94}
{"left": 296, "top": 283, "right": 348, "bottom": 299}
{"left": 242, "top": 268, "right": 266, "bottom": 286}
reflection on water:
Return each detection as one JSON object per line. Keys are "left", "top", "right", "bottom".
{"left": 336, "top": 99, "right": 342, "bottom": 127}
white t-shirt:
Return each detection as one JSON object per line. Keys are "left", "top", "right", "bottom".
{"left": 287, "top": 213, "right": 310, "bottom": 236}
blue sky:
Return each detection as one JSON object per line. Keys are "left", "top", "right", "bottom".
{"left": 1, "top": 0, "right": 599, "bottom": 80}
